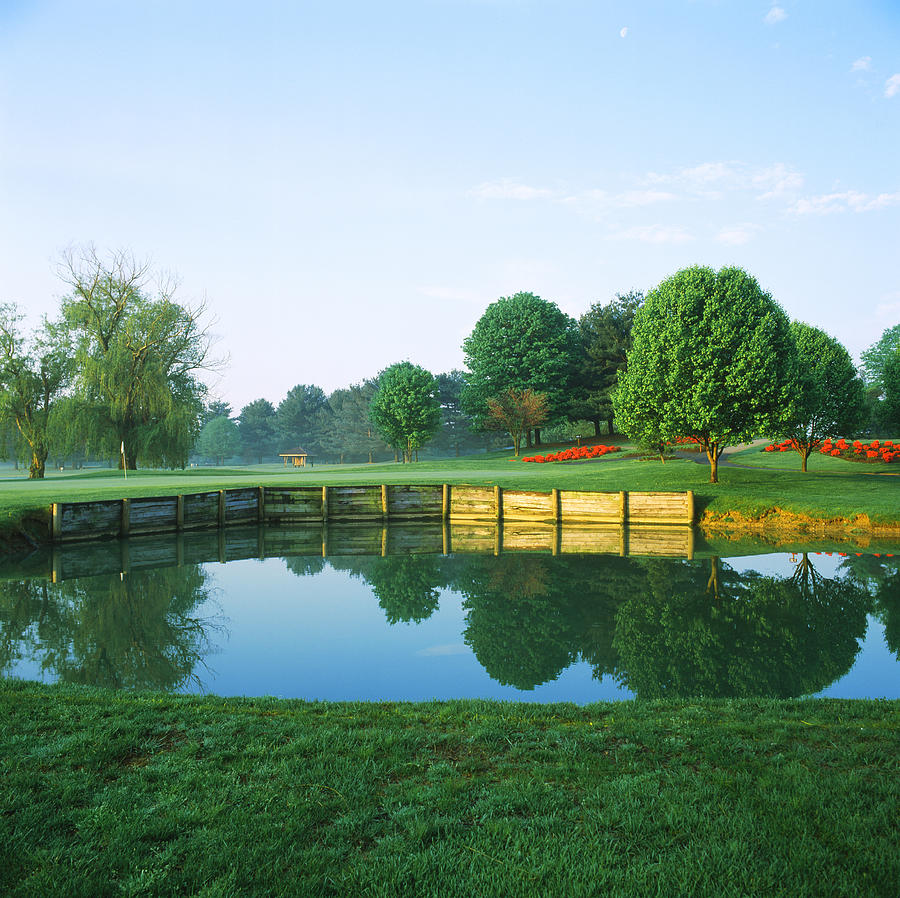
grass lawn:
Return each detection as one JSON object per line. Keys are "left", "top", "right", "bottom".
{"left": 2, "top": 445, "right": 899, "bottom": 536}
{"left": 1, "top": 681, "right": 897, "bottom": 897}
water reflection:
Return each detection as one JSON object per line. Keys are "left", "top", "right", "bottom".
{"left": 0, "top": 565, "right": 221, "bottom": 690}
{"left": 1, "top": 546, "right": 897, "bottom": 699}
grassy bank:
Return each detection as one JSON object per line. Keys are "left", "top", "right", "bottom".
{"left": 1, "top": 681, "right": 897, "bottom": 897}
{"left": 2, "top": 447, "right": 899, "bottom": 543}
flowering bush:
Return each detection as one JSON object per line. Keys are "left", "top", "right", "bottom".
{"left": 522, "top": 443, "right": 622, "bottom": 463}
{"left": 762, "top": 437, "right": 899, "bottom": 464}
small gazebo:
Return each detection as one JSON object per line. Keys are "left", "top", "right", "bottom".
{"left": 279, "top": 447, "right": 314, "bottom": 467}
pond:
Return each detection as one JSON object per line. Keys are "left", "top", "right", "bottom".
{"left": 1, "top": 526, "right": 898, "bottom": 702}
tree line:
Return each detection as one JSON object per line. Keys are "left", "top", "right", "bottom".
{"left": 2, "top": 248, "right": 898, "bottom": 478}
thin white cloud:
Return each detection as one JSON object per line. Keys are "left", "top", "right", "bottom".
{"left": 764, "top": 6, "right": 787, "bottom": 25}
{"left": 789, "top": 190, "right": 900, "bottom": 215}
{"left": 885, "top": 74, "right": 900, "bottom": 99}
{"left": 469, "top": 178, "right": 555, "bottom": 200}
{"left": 615, "top": 189, "right": 678, "bottom": 207}
{"left": 851, "top": 56, "right": 872, "bottom": 72}
{"left": 753, "top": 163, "right": 805, "bottom": 199}
{"left": 716, "top": 224, "right": 762, "bottom": 246}
{"left": 614, "top": 224, "right": 694, "bottom": 244}
{"left": 644, "top": 161, "right": 803, "bottom": 200}
{"left": 620, "top": 27, "right": 628, "bottom": 38}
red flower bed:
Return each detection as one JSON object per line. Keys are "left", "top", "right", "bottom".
{"left": 522, "top": 444, "right": 622, "bottom": 463}
{"left": 762, "top": 437, "right": 899, "bottom": 464}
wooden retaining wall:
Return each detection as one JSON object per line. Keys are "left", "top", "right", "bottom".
{"left": 50, "top": 485, "right": 694, "bottom": 542}
{"left": 41, "top": 521, "right": 695, "bottom": 582}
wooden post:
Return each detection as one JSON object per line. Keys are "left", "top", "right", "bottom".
{"left": 686, "top": 526, "right": 695, "bottom": 561}
{"left": 442, "top": 484, "right": 450, "bottom": 521}
{"left": 218, "top": 490, "right": 226, "bottom": 528}
{"left": 51, "top": 546, "right": 60, "bottom": 583}
{"left": 121, "top": 498, "right": 130, "bottom": 538}
{"left": 321, "top": 524, "right": 328, "bottom": 558}
{"left": 176, "top": 495, "right": 184, "bottom": 530}
{"left": 258, "top": 486, "right": 265, "bottom": 523}
{"left": 551, "top": 523, "right": 560, "bottom": 556}
{"left": 686, "top": 490, "right": 695, "bottom": 524}
{"left": 120, "top": 539, "right": 130, "bottom": 576}
{"left": 618, "top": 491, "right": 627, "bottom": 524}
{"left": 381, "top": 526, "right": 388, "bottom": 557}
{"left": 382, "top": 484, "right": 389, "bottom": 521}
{"left": 619, "top": 526, "right": 627, "bottom": 557}
{"left": 257, "top": 523, "right": 266, "bottom": 559}
{"left": 551, "top": 488, "right": 560, "bottom": 524}
{"left": 51, "top": 503, "right": 62, "bottom": 542}
{"left": 494, "top": 523, "right": 502, "bottom": 556}
{"left": 495, "top": 485, "right": 502, "bottom": 522}
{"left": 321, "top": 486, "right": 329, "bottom": 523}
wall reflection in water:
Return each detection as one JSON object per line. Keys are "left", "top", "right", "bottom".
{"left": 1, "top": 528, "right": 897, "bottom": 699}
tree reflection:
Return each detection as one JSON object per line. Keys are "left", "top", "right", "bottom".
{"left": 456, "top": 555, "right": 578, "bottom": 690}
{"left": 839, "top": 553, "right": 900, "bottom": 658}
{"left": 0, "top": 565, "right": 220, "bottom": 690}
{"left": 613, "top": 555, "right": 870, "bottom": 698}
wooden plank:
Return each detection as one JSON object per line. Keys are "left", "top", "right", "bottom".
{"left": 628, "top": 491, "right": 691, "bottom": 524}
{"left": 128, "top": 496, "right": 179, "bottom": 534}
{"left": 182, "top": 492, "right": 219, "bottom": 529}
{"left": 450, "top": 486, "right": 497, "bottom": 519}
{"left": 59, "top": 500, "right": 122, "bottom": 541}
{"left": 502, "top": 489, "right": 555, "bottom": 521}
{"left": 224, "top": 488, "right": 260, "bottom": 524}
{"left": 388, "top": 484, "right": 443, "bottom": 518}
{"left": 262, "top": 487, "right": 323, "bottom": 519}
{"left": 558, "top": 490, "right": 622, "bottom": 522}
{"left": 328, "top": 485, "right": 382, "bottom": 519}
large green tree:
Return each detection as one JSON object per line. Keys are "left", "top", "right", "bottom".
{"left": 779, "top": 322, "right": 866, "bottom": 472}
{"left": 571, "top": 290, "right": 643, "bottom": 436}
{"left": 881, "top": 354, "right": 900, "bottom": 431}
{"left": 322, "top": 382, "right": 388, "bottom": 463}
{"left": 370, "top": 362, "right": 440, "bottom": 463}
{"left": 59, "top": 247, "right": 216, "bottom": 469}
{"left": 276, "top": 384, "right": 331, "bottom": 457}
{"left": 860, "top": 323, "right": 900, "bottom": 396}
{"left": 613, "top": 266, "right": 797, "bottom": 483}
{"left": 0, "top": 305, "right": 70, "bottom": 479}
{"left": 461, "top": 292, "right": 579, "bottom": 443}
{"left": 237, "top": 398, "right": 278, "bottom": 463}
{"left": 196, "top": 415, "right": 241, "bottom": 465}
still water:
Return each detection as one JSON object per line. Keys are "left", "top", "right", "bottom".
{"left": 2, "top": 542, "right": 897, "bottom": 702}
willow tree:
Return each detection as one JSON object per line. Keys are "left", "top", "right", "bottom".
{"left": 0, "top": 304, "right": 70, "bottom": 479}
{"left": 58, "top": 247, "right": 219, "bottom": 469}
{"left": 613, "top": 266, "right": 797, "bottom": 483}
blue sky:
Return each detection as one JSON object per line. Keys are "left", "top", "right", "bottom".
{"left": 1, "top": 0, "right": 898, "bottom": 411}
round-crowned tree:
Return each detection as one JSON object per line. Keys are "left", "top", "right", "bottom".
{"left": 613, "top": 266, "right": 797, "bottom": 483}
{"left": 370, "top": 362, "right": 440, "bottom": 462}
{"left": 779, "top": 322, "right": 866, "bottom": 472}
{"left": 461, "top": 292, "right": 579, "bottom": 440}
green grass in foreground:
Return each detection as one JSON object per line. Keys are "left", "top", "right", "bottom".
{"left": 1, "top": 681, "right": 897, "bottom": 897}
{"left": 2, "top": 447, "right": 899, "bottom": 532}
